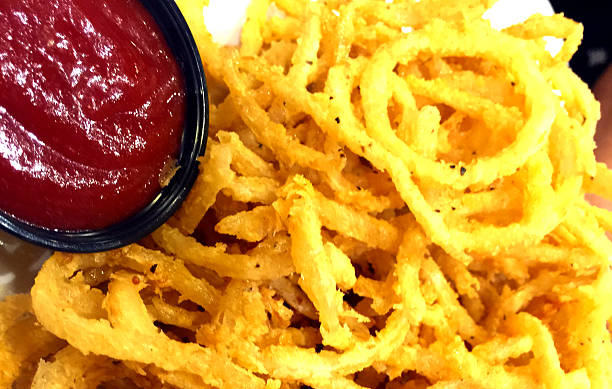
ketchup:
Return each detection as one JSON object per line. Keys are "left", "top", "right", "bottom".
{"left": 0, "top": 0, "right": 185, "bottom": 230}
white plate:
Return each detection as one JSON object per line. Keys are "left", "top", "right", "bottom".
{"left": 0, "top": 0, "right": 555, "bottom": 300}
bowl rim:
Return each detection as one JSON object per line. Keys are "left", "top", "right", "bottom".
{"left": 0, "top": 0, "right": 209, "bottom": 253}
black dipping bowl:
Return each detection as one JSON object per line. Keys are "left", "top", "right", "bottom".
{"left": 0, "top": 0, "right": 208, "bottom": 253}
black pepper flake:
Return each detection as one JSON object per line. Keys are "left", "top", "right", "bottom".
{"left": 258, "top": 143, "right": 263, "bottom": 148}
{"left": 356, "top": 186, "right": 362, "bottom": 190}
{"left": 306, "top": 60, "right": 313, "bottom": 65}
{"left": 435, "top": 209, "right": 440, "bottom": 213}
{"left": 255, "top": 263, "right": 261, "bottom": 268}
{"left": 315, "top": 344, "right": 324, "bottom": 353}
{"left": 590, "top": 176, "right": 594, "bottom": 180}
{"left": 511, "top": 81, "right": 516, "bottom": 86}
{"left": 489, "top": 187, "right": 495, "bottom": 191}
{"left": 471, "top": 151, "right": 477, "bottom": 156}
{"left": 335, "top": 117, "right": 340, "bottom": 124}
{"left": 451, "top": 206, "right": 456, "bottom": 211}
{"left": 197, "top": 305, "right": 205, "bottom": 312}
{"left": 449, "top": 164, "right": 456, "bottom": 169}
{"left": 463, "top": 340, "right": 473, "bottom": 352}
{"left": 150, "top": 264, "right": 158, "bottom": 273}
{"left": 329, "top": 96, "right": 334, "bottom": 100}
{"left": 460, "top": 166, "right": 466, "bottom": 176}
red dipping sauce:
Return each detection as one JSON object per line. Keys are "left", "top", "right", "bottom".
{"left": 0, "top": 0, "right": 185, "bottom": 230}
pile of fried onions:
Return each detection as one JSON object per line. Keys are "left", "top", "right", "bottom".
{"left": 2, "top": 0, "right": 612, "bottom": 387}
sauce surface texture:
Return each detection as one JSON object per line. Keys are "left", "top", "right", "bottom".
{"left": 0, "top": 0, "right": 185, "bottom": 230}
